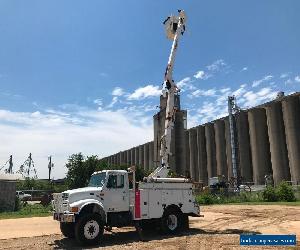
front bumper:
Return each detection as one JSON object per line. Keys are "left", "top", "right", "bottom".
{"left": 53, "top": 212, "right": 75, "bottom": 223}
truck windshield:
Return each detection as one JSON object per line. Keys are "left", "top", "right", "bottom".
{"left": 88, "top": 173, "right": 106, "bottom": 187}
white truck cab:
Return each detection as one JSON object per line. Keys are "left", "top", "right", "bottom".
{"left": 52, "top": 169, "right": 200, "bottom": 245}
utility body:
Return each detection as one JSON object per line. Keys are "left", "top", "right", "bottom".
{"left": 53, "top": 169, "right": 199, "bottom": 244}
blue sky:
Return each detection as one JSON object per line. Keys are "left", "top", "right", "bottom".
{"left": 1, "top": 1, "right": 300, "bottom": 178}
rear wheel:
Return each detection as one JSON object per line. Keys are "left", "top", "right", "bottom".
{"left": 161, "top": 208, "right": 182, "bottom": 234}
{"left": 75, "top": 213, "right": 104, "bottom": 245}
{"left": 181, "top": 214, "right": 189, "bottom": 230}
{"left": 60, "top": 222, "right": 75, "bottom": 238}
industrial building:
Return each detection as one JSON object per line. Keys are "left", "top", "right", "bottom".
{"left": 101, "top": 92, "right": 300, "bottom": 186}
{"left": 0, "top": 175, "right": 17, "bottom": 212}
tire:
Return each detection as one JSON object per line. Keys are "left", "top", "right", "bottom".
{"left": 161, "top": 208, "right": 182, "bottom": 234}
{"left": 60, "top": 222, "right": 75, "bottom": 238}
{"left": 181, "top": 214, "right": 189, "bottom": 231}
{"left": 74, "top": 213, "right": 104, "bottom": 245}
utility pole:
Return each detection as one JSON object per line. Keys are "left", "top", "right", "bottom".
{"left": 48, "top": 156, "right": 54, "bottom": 181}
{"left": 8, "top": 155, "right": 13, "bottom": 174}
{"left": 28, "top": 153, "right": 32, "bottom": 177}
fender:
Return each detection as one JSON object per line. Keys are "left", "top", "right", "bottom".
{"left": 70, "top": 199, "right": 106, "bottom": 222}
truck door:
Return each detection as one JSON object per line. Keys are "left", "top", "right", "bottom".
{"left": 105, "top": 173, "right": 129, "bottom": 212}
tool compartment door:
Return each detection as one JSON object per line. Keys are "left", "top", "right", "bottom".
{"left": 148, "top": 189, "right": 163, "bottom": 218}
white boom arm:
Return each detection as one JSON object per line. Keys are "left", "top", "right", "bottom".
{"left": 147, "top": 10, "right": 186, "bottom": 181}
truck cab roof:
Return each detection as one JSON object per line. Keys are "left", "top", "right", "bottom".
{"left": 92, "top": 170, "right": 128, "bottom": 176}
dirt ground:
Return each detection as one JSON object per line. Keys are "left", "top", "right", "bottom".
{"left": 0, "top": 205, "right": 299, "bottom": 249}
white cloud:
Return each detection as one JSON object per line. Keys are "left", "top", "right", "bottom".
{"left": 112, "top": 87, "right": 124, "bottom": 96}
{"left": 195, "top": 101, "right": 227, "bottom": 124}
{"left": 107, "top": 96, "right": 118, "bottom": 108}
{"left": 295, "top": 76, "right": 300, "bottom": 83}
{"left": 177, "top": 77, "right": 191, "bottom": 88}
{"left": 242, "top": 87, "right": 277, "bottom": 107}
{"left": 194, "top": 70, "right": 210, "bottom": 80}
{"left": 206, "top": 59, "right": 226, "bottom": 72}
{"left": 176, "top": 77, "right": 196, "bottom": 91}
{"left": 232, "top": 84, "right": 247, "bottom": 97}
{"left": 252, "top": 75, "right": 273, "bottom": 87}
{"left": 193, "top": 59, "right": 227, "bottom": 81}
{"left": 220, "top": 87, "right": 231, "bottom": 94}
{"left": 127, "top": 85, "right": 161, "bottom": 100}
{"left": 190, "top": 88, "right": 216, "bottom": 98}
{"left": 93, "top": 99, "right": 103, "bottom": 106}
{"left": 0, "top": 107, "right": 153, "bottom": 179}
{"left": 241, "top": 67, "right": 248, "bottom": 71}
{"left": 280, "top": 73, "right": 290, "bottom": 78}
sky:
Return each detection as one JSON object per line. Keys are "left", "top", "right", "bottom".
{"left": 0, "top": 1, "right": 300, "bottom": 179}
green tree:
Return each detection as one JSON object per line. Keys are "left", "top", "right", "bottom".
{"left": 65, "top": 153, "right": 86, "bottom": 189}
{"left": 65, "top": 153, "right": 150, "bottom": 189}
{"left": 84, "top": 155, "right": 101, "bottom": 178}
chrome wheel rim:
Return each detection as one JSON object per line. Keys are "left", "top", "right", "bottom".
{"left": 167, "top": 214, "right": 178, "bottom": 231}
{"left": 84, "top": 220, "right": 99, "bottom": 240}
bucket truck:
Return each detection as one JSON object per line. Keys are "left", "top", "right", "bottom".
{"left": 52, "top": 10, "right": 200, "bottom": 245}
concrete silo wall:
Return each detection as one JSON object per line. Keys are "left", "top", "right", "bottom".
{"left": 265, "top": 102, "right": 291, "bottom": 185}
{"left": 282, "top": 96, "right": 300, "bottom": 184}
{"left": 102, "top": 93, "right": 300, "bottom": 186}
{"left": 214, "top": 120, "right": 227, "bottom": 178}
{"left": 248, "top": 108, "right": 272, "bottom": 184}
{"left": 196, "top": 126, "right": 208, "bottom": 185}
{"left": 236, "top": 111, "right": 252, "bottom": 182}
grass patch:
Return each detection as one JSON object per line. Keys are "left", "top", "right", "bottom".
{"left": 196, "top": 181, "right": 299, "bottom": 205}
{"left": 0, "top": 203, "right": 52, "bottom": 220}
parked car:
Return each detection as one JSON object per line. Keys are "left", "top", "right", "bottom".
{"left": 16, "top": 191, "right": 32, "bottom": 201}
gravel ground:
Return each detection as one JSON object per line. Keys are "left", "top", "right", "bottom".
{"left": 0, "top": 205, "right": 299, "bottom": 249}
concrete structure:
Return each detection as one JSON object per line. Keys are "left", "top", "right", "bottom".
{"left": 130, "top": 148, "right": 135, "bottom": 166}
{"left": 185, "top": 130, "right": 190, "bottom": 177}
{"left": 126, "top": 150, "right": 131, "bottom": 165}
{"left": 0, "top": 179, "right": 16, "bottom": 212}
{"left": 188, "top": 128, "right": 198, "bottom": 181}
{"left": 196, "top": 125, "right": 208, "bottom": 185}
{"left": 134, "top": 147, "right": 139, "bottom": 166}
{"left": 224, "top": 118, "right": 233, "bottom": 179}
{"left": 144, "top": 143, "right": 150, "bottom": 172}
{"left": 248, "top": 108, "right": 272, "bottom": 184}
{"left": 282, "top": 96, "right": 300, "bottom": 184}
{"left": 205, "top": 123, "right": 217, "bottom": 179}
{"left": 138, "top": 145, "right": 144, "bottom": 169}
{"left": 265, "top": 101, "right": 290, "bottom": 185}
{"left": 236, "top": 111, "right": 252, "bottom": 182}
{"left": 174, "top": 110, "right": 187, "bottom": 175}
{"left": 214, "top": 119, "right": 227, "bottom": 177}
{"left": 102, "top": 92, "right": 300, "bottom": 186}
{"left": 148, "top": 141, "right": 154, "bottom": 171}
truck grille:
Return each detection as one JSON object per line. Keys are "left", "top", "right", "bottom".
{"left": 53, "top": 193, "right": 69, "bottom": 213}
{"left": 62, "top": 193, "right": 69, "bottom": 200}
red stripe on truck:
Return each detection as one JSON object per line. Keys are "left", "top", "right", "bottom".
{"left": 135, "top": 190, "right": 141, "bottom": 219}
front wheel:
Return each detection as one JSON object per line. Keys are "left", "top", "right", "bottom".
{"left": 161, "top": 209, "right": 182, "bottom": 234}
{"left": 60, "top": 222, "right": 75, "bottom": 238}
{"left": 75, "top": 213, "right": 104, "bottom": 245}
